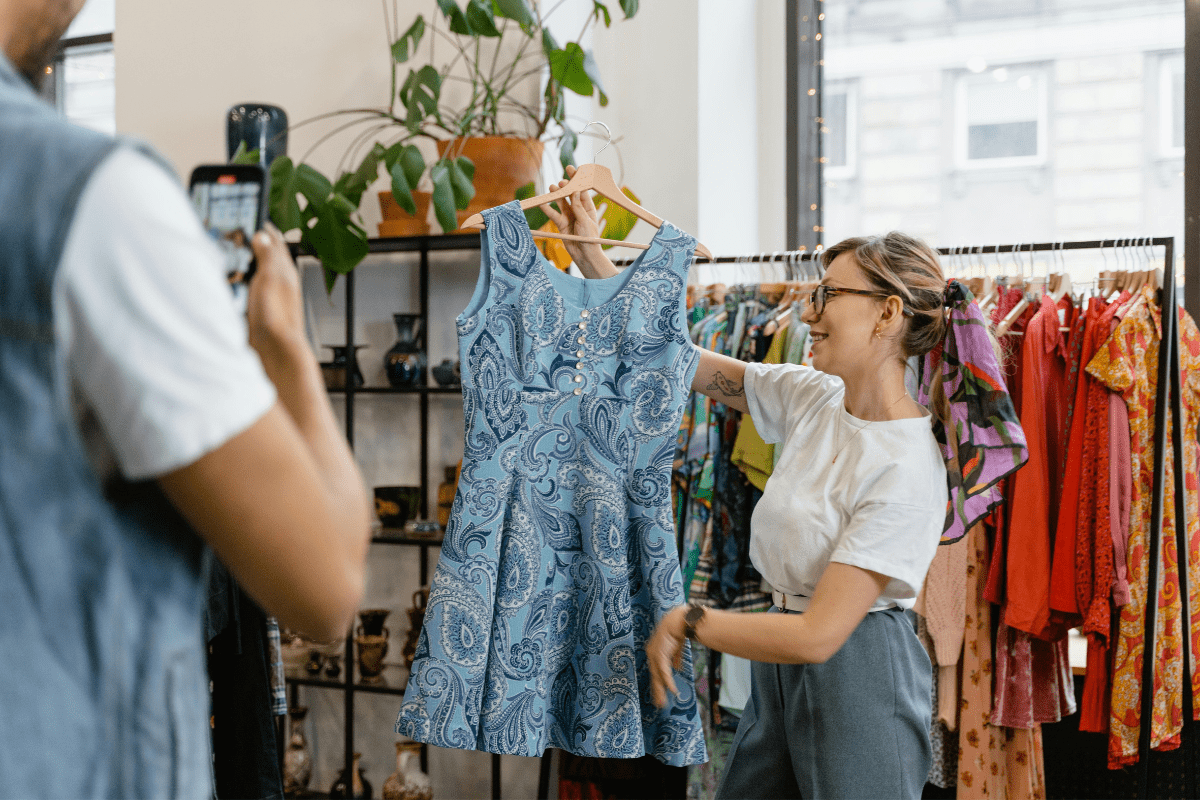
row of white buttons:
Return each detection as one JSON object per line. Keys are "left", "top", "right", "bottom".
{"left": 573, "top": 309, "right": 591, "bottom": 395}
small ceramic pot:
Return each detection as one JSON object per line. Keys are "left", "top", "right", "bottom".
{"left": 431, "top": 358, "right": 461, "bottom": 387}
{"left": 324, "top": 655, "right": 342, "bottom": 679}
{"left": 374, "top": 486, "right": 420, "bottom": 529}
{"left": 356, "top": 634, "right": 389, "bottom": 682}
{"left": 330, "top": 752, "right": 372, "bottom": 799}
{"left": 358, "top": 608, "right": 391, "bottom": 638}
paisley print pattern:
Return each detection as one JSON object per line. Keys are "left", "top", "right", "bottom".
{"left": 396, "top": 201, "right": 706, "bottom": 766}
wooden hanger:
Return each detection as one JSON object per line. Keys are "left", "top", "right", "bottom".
{"left": 1049, "top": 272, "right": 1072, "bottom": 302}
{"left": 460, "top": 162, "right": 714, "bottom": 260}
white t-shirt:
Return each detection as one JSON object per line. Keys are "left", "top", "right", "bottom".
{"left": 744, "top": 362, "right": 947, "bottom": 612}
{"left": 53, "top": 148, "right": 276, "bottom": 482}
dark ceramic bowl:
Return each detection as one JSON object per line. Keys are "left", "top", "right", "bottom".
{"left": 374, "top": 486, "right": 421, "bottom": 530}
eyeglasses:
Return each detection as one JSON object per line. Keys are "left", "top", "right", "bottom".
{"left": 808, "top": 284, "right": 915, "bottom": 317}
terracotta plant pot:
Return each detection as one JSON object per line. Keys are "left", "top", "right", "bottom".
{"left": 378, "top": 189, "right": 432, "bottom": 237}
{"left": 436, "top": 137, "right": 544, "bottom": 232}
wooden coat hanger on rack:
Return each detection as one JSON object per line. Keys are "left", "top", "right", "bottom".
{"left": 460, "top": 122, "right": 714, "bottom": 260}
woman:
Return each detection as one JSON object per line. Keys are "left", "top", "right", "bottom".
{"left": 543, "top": 176, "right": 954, "bottom": 799}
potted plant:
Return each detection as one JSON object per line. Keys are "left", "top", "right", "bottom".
{"left": 269, "top": 0, "right": 640, "bottom": 290}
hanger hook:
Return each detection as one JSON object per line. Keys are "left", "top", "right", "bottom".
{"left": 579, "top": 121, "right": 613, "bottom": 164}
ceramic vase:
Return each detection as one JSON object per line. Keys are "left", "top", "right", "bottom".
{"left": 324, "top": 344, "right": 367, "bottom": 389}
{"left": 382, "top": 741, "right": 433, "bottom": 800}
{"left": 330, "top": 752, "right": 372, "bottom": 799}
{"left": 282, "top": 706, "right": 311, "bottom": 796}
{"left": 358, "top": 608, "right": 391, "bottom": 638}
{"left": 402, "top": 588, "right": 429, "bottom": 670}
{"left": 356, "top": 634, "right": 388, "bottom": 683}
{"left": 384, "top": 313, "right": 425, "bottom": 388}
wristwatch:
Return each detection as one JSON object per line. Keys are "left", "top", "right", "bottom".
{"left": 682, "top": 602, "right": 706, "bottom": 641}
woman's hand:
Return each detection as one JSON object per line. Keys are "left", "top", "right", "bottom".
{"left": 647, "top": 605, "right": 688, "bottom": 708}
{"left": 540, "top": 165, "right": 617, "bottom": 279}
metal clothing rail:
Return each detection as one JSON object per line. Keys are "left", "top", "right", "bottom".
{"left": 610, "top": 235, "right": 1175, "bottom": 266}
{"left": 672, "top": 236, "right": 1188, "bottom": 797}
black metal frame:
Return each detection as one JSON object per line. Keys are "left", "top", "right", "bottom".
{"left": 785, "top": 0, "right": 823, "bottom": 252}
{"left": 1185, "top": 0, "right": 1200, "bottom": 322}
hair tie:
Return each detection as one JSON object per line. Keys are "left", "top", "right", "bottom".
{"left": 943, "top": 279, "right": 966, "bottom": 308}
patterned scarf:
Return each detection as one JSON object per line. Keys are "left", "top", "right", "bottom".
{"left": 917, "top": 280, "right": 1028, "bottom": 544}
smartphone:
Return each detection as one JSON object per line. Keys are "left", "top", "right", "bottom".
{"left": 188, "top": 164, "right": 269, "bottom": 285}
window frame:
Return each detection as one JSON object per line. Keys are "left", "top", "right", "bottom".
{"left": 823, "top": 80, "right": 857, "bottom": 181}
{"left": 46, "top": 33, "right": 115, "bottom": 132}
{"left": 953, "top": 65, "right": 1049, "bottom": 170}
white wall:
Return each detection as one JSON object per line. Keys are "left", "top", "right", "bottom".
{"left": 697, "top": 0, "right": 759, "bottom": 255}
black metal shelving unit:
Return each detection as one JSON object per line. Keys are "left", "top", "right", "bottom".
{"left": 285, "top": 233, "right": 487, "bottom": 796}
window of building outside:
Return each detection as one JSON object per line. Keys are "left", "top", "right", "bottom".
{"left": 819, "top": 0, "right": 1185, "bottom": 282}
{"left": 823, "top": 81, "right": 857, "bottom": 180}
{"left": 1160, "top": 51, "right": 1184, "bottom": 158}
{"left": 956, "top": 65, "right": 1047, "bottom": 167}
{"left": 48, "top": 0, "right": 115, "bottom": 135}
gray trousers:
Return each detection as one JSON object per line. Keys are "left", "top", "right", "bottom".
{"left": 715, "top": 607, "right": 932, "bottom": 800}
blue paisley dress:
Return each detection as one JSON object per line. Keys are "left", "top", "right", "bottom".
{"left": 394, "top": 201, "right": 707, "bottom": 766}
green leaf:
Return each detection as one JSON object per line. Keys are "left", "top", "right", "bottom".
{"left": 558, "top": 129, "right": 578, "bottom": 169}
{"left": 592, "top": 2, "right": 611, "bottom": 27}
{"left": 389, "top": 160, "right": 417, "bottom": 215}
{"left": 385, "top": 142, "right": 427, "bottom": 190}
{"left": 294, "top": 163, "right": 334, "bottom": 207}
{"left": 328, "top": 192, "right": 357, "bottom": 218}
{"left": 436, "top": 0, "right": 472, "bottom": 34}
{"left": 465, "top": 0, "right": 501, "bottom": 36}
{"left": 268, "top": 156, "right": 302, "bottom": 232}
{"left": 548, "top": 43, "right": 593, "bottom": 97}
{"left": 229, "top": 140, "right": 262, "bottom": 165}
{"left": 335, "top": 143, "right": 386, "bottom": 207}
{"left": 449, "top": 156, "right": 476, "bottom": 209}
{"left": 541, "top": 28, "right": 559, "bottom": 60}
{"left": 516, "top": 181, "right": 550, "bottom": 229}
{"left": 582, "top": 49, "right": 608, "bottom": 105}
{"left": 494, "top": 0, "right": 534, "bottom": 25}
{"left": 429, "top": 161, "right": 459, "bottom": 233}
{"left": 618, "top": 0, "right": 638, "bottom": 17}
{"left": 391, "top": 15, "right": 425, "bottom": 63}
{"left": 401, "top": 66, "right": 442, "bottom": 132}
{"left": 308, "top": 204, "right": 369, "bottom": 276}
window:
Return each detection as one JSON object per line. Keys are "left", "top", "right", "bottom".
{"left": 1159, "top": 52, "right": 1184, "bottom": 158}
{"left": 823, "top": 81, "right": 856, "bottom": 180}
{"left": 45, "top": 0, "right": 115, "bottom": 134}
{"left": 955, "top": 65, "right": 1047, "bottom": 168}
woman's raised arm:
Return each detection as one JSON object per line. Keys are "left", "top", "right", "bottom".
{"left": 691, "top": 346, "right": 751, "bottom": 415}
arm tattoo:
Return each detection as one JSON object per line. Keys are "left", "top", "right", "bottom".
{"left": 707, "top": 371, "right": 745, "bottom": 398}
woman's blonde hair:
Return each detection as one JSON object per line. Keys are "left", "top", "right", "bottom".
{"left": 821, "top": 232, "right": 948, "bottom": 361}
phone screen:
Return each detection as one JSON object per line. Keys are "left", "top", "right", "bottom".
{"left": 190, "top": 175, "right": 261, "bottom": 283}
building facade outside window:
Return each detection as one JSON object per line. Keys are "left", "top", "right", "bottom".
{"left": 819, "top": 0, "right": 1184, "bottom": 279}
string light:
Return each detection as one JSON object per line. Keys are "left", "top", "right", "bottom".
{"left": 808, "top": 88, "right": 816, "bottom": 96}
{"left": 810, "top": 204, "right": 818, "bottom": 210}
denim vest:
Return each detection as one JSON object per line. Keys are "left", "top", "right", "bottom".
{"left": 0, "top": 54, "right": 213, "bottom": 797}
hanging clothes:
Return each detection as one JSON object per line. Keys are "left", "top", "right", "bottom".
{"left": 957, "top": 523, "right": 1047, "bottom": 800}
{"left": 397, "top": 202, "right": 706, "bottom": 765}
{"left": 1088, "top": 286, "right": 1185, "bottom": 767}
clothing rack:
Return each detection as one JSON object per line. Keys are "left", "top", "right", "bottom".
{"left": 672, "top": 236, "right": 1188, "bottom": 797}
